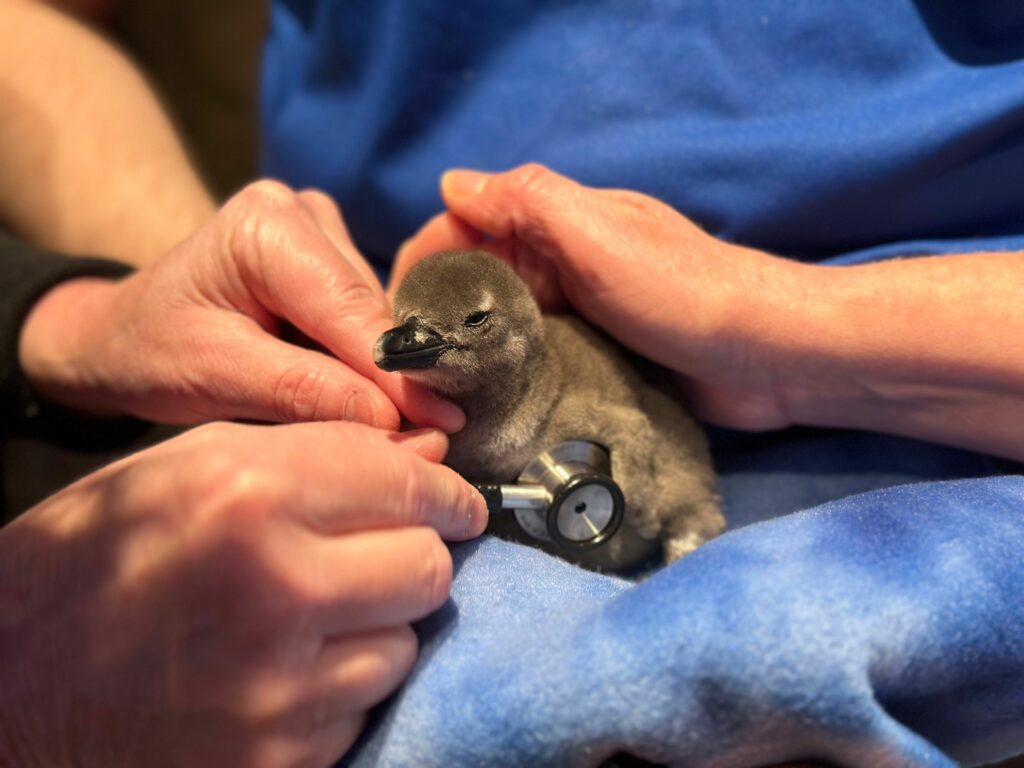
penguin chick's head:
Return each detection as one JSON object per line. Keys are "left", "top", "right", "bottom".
{"left": 374, "top": 251, "right": 544, "bottom": 396}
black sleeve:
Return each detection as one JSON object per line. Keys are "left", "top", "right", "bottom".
{"left": 0, "top": 231, "right": 134, "bottom": 436}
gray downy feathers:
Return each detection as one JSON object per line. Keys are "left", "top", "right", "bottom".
{"left": 375, "top": 250, "right": 724, "bottom": 568}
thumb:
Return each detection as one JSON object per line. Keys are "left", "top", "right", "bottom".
{"left": 387, "top": 428, "right": 450, "bottom": 463}
{"left": 211, "top": 329, "right": 402, "bottom": 429}
{"left": 434, "top": 165, "right": 578, "bottom": 310}
{"left": 439, "top": 164, "right": 583, "bottom": 254}
{"left": 389, "top": 212, "right": 484, "bottom": 300}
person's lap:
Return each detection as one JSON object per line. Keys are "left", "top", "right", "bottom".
{"left": 710, "top": 425, "right": 1012, "bottom": 531}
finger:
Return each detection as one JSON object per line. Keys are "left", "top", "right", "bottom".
{"left": 439, "top": 165, "right": 578, "bottom": 308}
{"left": 389, "top": 211, "right": 485, "bottom": 299}
{"left": 293, "top": 627, "right": 415, "bottom": 764}
{"left": 243, "top": 418, "right": 446, "bottom": 461}
{"left": 375, "top": 371, "right": 466, "bottom": 434}
{"left": 310, "top": 526, "right": 453, "bottom": 633}
{"left": 296, "top": 189, "right": 387, "bottom": 304}
{"left": 280, "top": 427, "right": 486, "bottom": 539}
{"left": 503, "top": 237, "right": 569, "bottom": 311}
{"left": 387, "top": 428, "right": 449, "bottom": 463}
{"left": 269, "top": 628, "right": 415, "bottom": 764}
{"left": 285, "top": 249, "right": 465, "bottom": 433}
{"left": 439, "top": 163, "right": 585, "bottom": 253}
{"left": 313, "top": 625, "right": 418, "bottom": 716}
{"left": 284, "top": 420, "right": 449, "bottom": 462}
{"left": 227, "top": 183, "right": 392, "bottom": 365}
{"left": 300, "top": 714, "right": 364, "bottom": 768}
{"left": 390, "top": 211, "right": 567, "bottom": 311}
{"left": 261, "top": 715, "right": 364, "bottom": 768}
{"left": 227, "top": 184, "right": 465, "bottom": 432}
{"left": 198, "top": 319, "right": 401, "bottom": 429}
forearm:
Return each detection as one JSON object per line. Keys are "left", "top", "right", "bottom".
{"left": 16, "top": 276, "right": 126, "bottom": 416}
{"left": 0, "top": 232, "right": 133, "bottom": 432}
{"left": 0, "top": 1, "right": 215, "bottom": 266}
{"left": 762, "top": 252, "right": 1024, "bottom": 461}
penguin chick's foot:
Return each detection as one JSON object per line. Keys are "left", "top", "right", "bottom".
{"left": 662, "top": 530, "right": 711, "bottom": 563}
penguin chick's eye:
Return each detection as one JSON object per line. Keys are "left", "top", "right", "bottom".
{"left": 464, "top": 310, "right": 491, "bottom": 327}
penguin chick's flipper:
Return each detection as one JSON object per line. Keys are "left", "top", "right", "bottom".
{"left": 536, "top": 313, "right": 723, "bottom": 565}
{"left": 553, "top": 396, "right": 723, "bottom": 565}
{"left": 614, "top": 412, "right": 723, "bottom": 565}
{"left": 629, "top": 372, "right": 724, "bottom": 563}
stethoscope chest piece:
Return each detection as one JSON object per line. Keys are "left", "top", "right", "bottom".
{"left": 476, "top": 441, "right": 625, "bottom": 550}
{"left": 545, "top": 472, "right": 623, "bottom": 547}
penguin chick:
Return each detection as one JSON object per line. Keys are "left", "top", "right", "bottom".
{"left": 374, "top": 250, "right": 723, "bottom": 565}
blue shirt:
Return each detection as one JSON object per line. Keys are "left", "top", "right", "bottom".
{"left": 262, "top": 0, "right": 1024, "bottom": 273}
{"left": 261, "top": 0, "right": 1022, "bottom": 516}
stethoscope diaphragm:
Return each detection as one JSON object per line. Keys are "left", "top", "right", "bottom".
{"left": 472, "top": 441, "right": 624, "bottom": 550}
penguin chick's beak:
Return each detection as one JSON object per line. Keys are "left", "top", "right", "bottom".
{"left": 374, "top": 317, "right": 451, "bottom": 372}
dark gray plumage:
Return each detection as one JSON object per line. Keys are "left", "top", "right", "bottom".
{"left": 375, "top": 251, "right": 724, "bottom": 564}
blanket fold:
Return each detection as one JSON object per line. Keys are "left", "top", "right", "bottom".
{"left": 345, "top": 477, "right": 1024, "bottom": 767}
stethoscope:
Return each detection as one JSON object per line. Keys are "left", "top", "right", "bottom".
{"left": 471, "top": 441, "right": 625, "bottom": 551}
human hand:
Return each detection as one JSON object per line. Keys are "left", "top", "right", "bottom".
{"left": 393, "top": 165, "right": 812, "bottom": 431}
{"left": 18, "top": 181, "right": 464, "bottom": 432}
{"left": 0, "top": 420, "right": 486, "bottom": 767}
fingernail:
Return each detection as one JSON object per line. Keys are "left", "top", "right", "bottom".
{"left": 398, "top": 428, "right": 447, "bottom": 455}
{"left": 441, "top": 170, "right": 488, "bottom": 202}
{"left": 343, "top": 391, "right": 378, "bottom": 426}
{"left": 433, "top": 396, "right": 467, "bottom": 434}
{"left": 466, "top": 485, "right": 489, "bottom": 537}
{"left": 395, "top": 238, "right": 411, "bottom": 262}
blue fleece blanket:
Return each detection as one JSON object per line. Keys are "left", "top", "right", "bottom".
{"left": 340, "top": 431, "right": 1024, "bottom": 767}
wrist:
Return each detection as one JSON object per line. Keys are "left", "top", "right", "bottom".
{"left": 723, "top": 251, "right": 1024, "bottom": 460}
{"left": 697, "top": 245, "right": 825, "bottom": 427}
{"left": 752, "top": 260, "right": 929, "bottom": 432}
{"left": 734, "top": 259, "right": 859, "bottom": 427}
{"left": 18, "top": 277, "right": 125, "bottom": 417}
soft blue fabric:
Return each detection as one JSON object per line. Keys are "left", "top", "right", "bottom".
{"left": 262, "top": 0, "right": 1024, "bottom": 271}
{"left": 260, "top": 1, "right": 1024, "bottom": 764}
{"left": 338, "top": 436, "right": 1023, "bottom": 767}
{"left": 348, "top": 477, "right": 1024, "bottom": 767}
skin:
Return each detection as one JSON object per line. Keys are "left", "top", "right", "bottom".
{"left": 6, "top": 177, "right": 477, "bottom": 767}
{"left": 382, "top": 251, "right": 555, "bottom": 478}
{"left": 0, "top": 420, "right": 487, "bottom": 767}
{"left": 18, "top": 180, "right": 464, "bottom": 433}
{"left": 394, "top": 163, "right": 1024, "bottom": 463}
{"left": 0, "top": 0, "right": 215, "bottom": 266}
{"left": 2, "top": 0, "right": 463, "bottom": 434}
{"left": 2, "top": 5, "right": 476, "bottom": 764}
